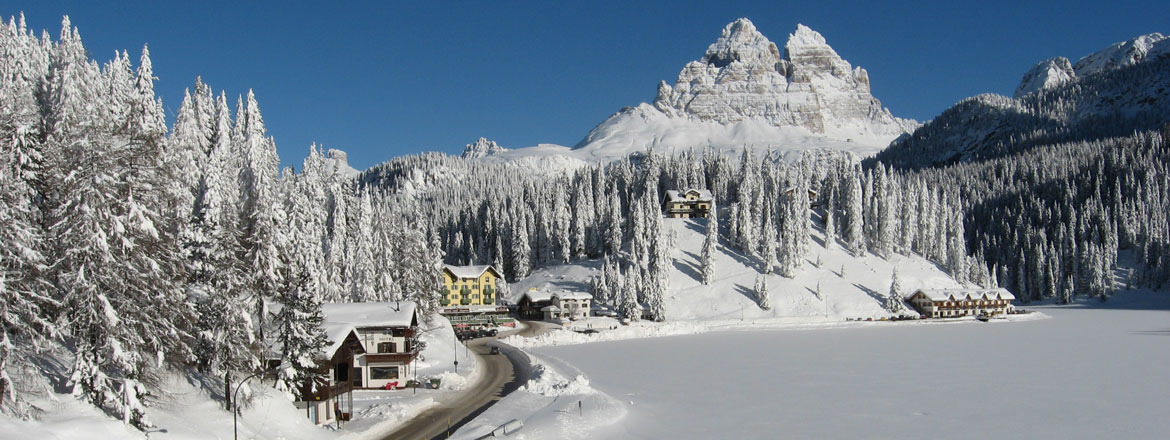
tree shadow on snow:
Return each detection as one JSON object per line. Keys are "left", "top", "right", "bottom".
{"left": 673, "top": 252, "right": 702, "bottom": 282}
{"left": 853, "top": 283, "right": 885, "bottom": 303}
{"left": 683, "top": 218, "right": 707, "bottom": 235}
{"left": 733, "top": 283, "right": 762, "bottom": 309}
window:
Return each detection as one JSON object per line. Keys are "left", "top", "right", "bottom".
{"left": 353, "top": 368, "right": 362, "bottom": 387}
{"left": 370, "top": 366, "right": 399, "bottom": 380}
{"left": 377, "top": 342, "right": 397, "bottom": 353}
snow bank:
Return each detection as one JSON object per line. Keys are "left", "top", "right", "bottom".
{"left": 502, "top": 321, "right": 708, "bottom": 348}
{"left": 449, "top": 354, "right": 625, "bottom": 440}
{"left": 521, "top": 362, "right": 595, "bottom": 397}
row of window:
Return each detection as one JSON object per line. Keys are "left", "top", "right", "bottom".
{"left": 447, "top": 293, "right": 490, "bottom": 299}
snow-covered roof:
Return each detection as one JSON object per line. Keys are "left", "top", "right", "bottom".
{"left": 444, "top": 264, "right": 499, "bottom": 280}
{"left": 554, "top": 292, "right": 593, "bottom": 301}
{"left": 907, "top": 288, "right": 1016, "bottom": 302}
{"left": 321, "top": 302, "right": 418, "bottom": 359}
{"left": 521, "top": 289, "right": 554, "bottom": 303}
{"left": 665, "top": 189, "right": 714, "bottom": 203}
{"left": 541, "top": 305, "right": 561, "bottom": 312}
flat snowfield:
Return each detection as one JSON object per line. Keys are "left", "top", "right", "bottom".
{"left": 533, "top": 303, "right": 1170, "bottom": 439}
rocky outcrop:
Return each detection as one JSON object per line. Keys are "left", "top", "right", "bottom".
{"left": 1014, "top": 57, "right": 1076, "bottom": 98}
{"left": 460, "top": 137, "right": 508, "bottom": 159}
{"left": 651, "top": 19, "right": 914, "bottom": 138}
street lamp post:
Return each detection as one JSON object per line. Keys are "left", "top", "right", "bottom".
{"left": 233, "top": 363, "right": 286, "bottom": 440}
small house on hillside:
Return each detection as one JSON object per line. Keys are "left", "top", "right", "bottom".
{"left": 517, "top": 289, "right": 593, "bottom": 321}
{"left": 296, "top": 302, "right": 419, "bottom": 425}
{"left": 905, "top": 288, "right": 1016, "bottom": 318}
{"left": 544, "top": 292, "right": 592, "bottom": 321}
{"left": 664, "top": 189, "right": 714, "bottom": 218}
{"left": 516, "top": 289, "right": 553, "bottom": 320}
{"left": 783, "top": 186, "right": 820, "bottom": 207}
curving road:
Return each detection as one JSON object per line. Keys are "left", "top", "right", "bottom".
{"left": 380, "top": 321, "right": 556, "bottom": 440}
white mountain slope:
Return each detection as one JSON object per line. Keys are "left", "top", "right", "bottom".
{"left": 510, "top": 214, "right": 966, "bottom": 323}
{"left": 1014, "top": 32, "right": 1170, "bottom": 97}
{"left": 491, "top": 18, "right": 916, "bottom": 164}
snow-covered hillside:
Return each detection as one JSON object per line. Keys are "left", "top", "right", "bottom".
{"left": 878, "top": 32, "right": 1170, "bottom": 169}
{"left": 510, "top": 213, "right": 965, "bottom": 324}
{"left": 876, "top": 52, "right": 1170, "bottom": 168}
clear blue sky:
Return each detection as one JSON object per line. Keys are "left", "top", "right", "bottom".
{"left": 10, "top": 0, "right": 1170, "bottom": 170}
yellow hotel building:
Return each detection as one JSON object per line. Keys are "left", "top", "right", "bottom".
{"left": 440, "top": 265, "right": 502, "bottom": 307}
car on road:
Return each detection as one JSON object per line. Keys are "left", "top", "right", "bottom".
{"left": 489, "top": 346, "right": 500, "bottom": 355}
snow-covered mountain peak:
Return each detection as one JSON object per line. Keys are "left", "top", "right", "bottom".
{"left": 324, "top": 148, "right": 361, "bottom": 178}
{"left": 1073, "top": 32, "right": 1168, "bottom": 77}
{"left": 497, "top": 19, "right": 916, "bottom": 163}
{"left": 460, "top": 137, "right": 508, "bottom": 159}
{"left": 700, "top": 18, "right": 782, "bottom": 67}
{"left": 785, "top": 23, "right": 832, "bottom": 55}
{"left": 646, "top": 19, "right": 913, "bottom": 142}
{"left": 1013, "top": 57, "right": 1076, "bottom": 98}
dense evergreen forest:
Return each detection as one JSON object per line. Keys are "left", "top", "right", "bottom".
{"left": 0, "top": 16, "right": 443, "bottom": 426}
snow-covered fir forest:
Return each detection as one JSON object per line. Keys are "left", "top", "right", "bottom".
{"left": 4, "top": 13, "right": 1170, "bottom": 434}
{"left": 0, "top": 16, "right": 443, "bottom": 426}
{"left": 361, "top": 146, "right": 988, "bottom": 321}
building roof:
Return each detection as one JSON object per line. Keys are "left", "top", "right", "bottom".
{"left": 554, "top": 292, "right": 593, "bottom": 300}
{"left": 321, "top": 301, "right": 418, "bottom": 359}
{"left": 541, "top": 305, "right": 561, "bottom": 312}
{"left": 665, "top": 189, "right": 714, "bottom": 203}
{"left": 906, "top": 288, "right": 1016, "bottom": 302}
{"left": 443, "top": 264, "right": 499, "bottom": 280}
{"left": 520, "top": 288, "right": 555, "bottom": 303}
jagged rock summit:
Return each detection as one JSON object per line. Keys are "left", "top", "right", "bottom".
{"left": 571, "top": 18, "right": 916, "bottom": 160}
{"left": 1013, "top": 57, "right": 1076, "bottom": 98}
{"left": 1014, "top": 32, "right": 1170, "bottom": 97}
{"left": 460, "top": 137, "right": 508, "bottom": 159}
{"left": 653, "top": 19, "right": 913, "bottom": 136}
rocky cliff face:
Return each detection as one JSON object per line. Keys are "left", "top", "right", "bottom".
{"left": 1013, "top": 57, "right": 1076, "bottom": 98}
{"left": 651, "top": 19, "right": 914, "bottom": 138}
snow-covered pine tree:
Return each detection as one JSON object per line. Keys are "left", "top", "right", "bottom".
{"left": 754, "top": 274, "right": 771, "bottom": 310}
{"left": 761, "top": 204, "right": 777, "bottom": 275}
{"left": 823, "top": 195, "right": 837, "bottom": 250}
{"left": 0, "top": 13, "right": 54, "bottom": 411}
{"left": 236, "top": 91, "right": 285, "bottom": 338}
{"left": 44, "top": 28, "right": 191, "bottom": 427}
{"left": 324, "top": 176, "right": 352, "bottom": 302}
{"left": 350, "top": 189, "right": 377, "bottom": 301}
{"left": 885, "top": 268, "right": 906, "bottom": 314}
{"left": 701, "top": 203, "right": 718, "bottom": 285}
{"left": 606, "top": 188, "right": 623, "bottom": 257}
{"left": 645, "top": 192, "right": 668, "bottom": 322}
{"left": 618, "top": 265, "right": 640, "bottom": 321}
{"left": 511, "top": 212, "right": 532, "bottom": 280}
{"left": 844, "top": 166, "right": 865, "bottom": 256}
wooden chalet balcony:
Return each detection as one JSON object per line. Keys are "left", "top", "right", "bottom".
{"left": 301, "top": 379, "right": 353, "bottom": 402}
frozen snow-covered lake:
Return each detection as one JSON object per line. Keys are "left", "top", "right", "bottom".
{"left": 534, "top": 299, "right": 1170, "bottom": 439}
